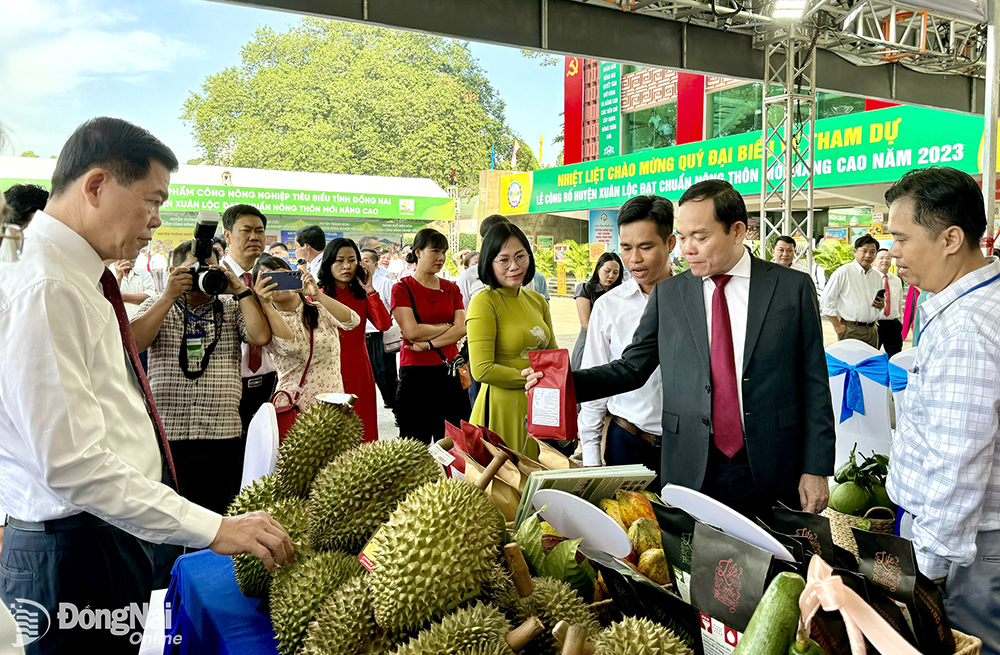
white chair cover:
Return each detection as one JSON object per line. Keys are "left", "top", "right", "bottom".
{"left": 240, "top": 402, "right": 279, "bottom": 490}
{"left": 826, "top": 339, "right": 893, "bottom": 471}
{"left": 137, "top": 589, "right": 167, "bottom": 655}
{"left": 889, "top": 348, "right": 918, "bottom": 411}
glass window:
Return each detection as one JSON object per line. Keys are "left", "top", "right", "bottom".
{"left": 817, "top": 92, "right": 865, "bottom": 119}
{"left": 624, "top": 102, "right": 677, "bottom": 153}
{"left": 710, "top": 83, "right": 764, "bottom": 138}
{"left": 622, "top": 65, "right": 647, "bottom": 76}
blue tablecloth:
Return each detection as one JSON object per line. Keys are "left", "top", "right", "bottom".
{"left": 164, "top": 550, "right": 278, "bottom": 655}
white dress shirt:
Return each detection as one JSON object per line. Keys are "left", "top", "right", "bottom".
{"left": 0, "top": 212, "right": 221, "bottom": 547}
{"left": 579, "top": 278, "right": 663, "bottom": 466}
{"left": 888, "top": 257, "right": 1000, "bottom": 578}
{"left": 457, "top": 266, "right": 486, "bottom": 309}
{"left": 702, "top": 248, "right": 752, "bottom": 426}
{"left": 366, "top": 266, "right": 394, "bottom": 334}
{"left": 223, "top": 253, "right": 277, "bottom": 377}
{"left": 820, "top": 260, "right": 883, "bottom": 323}
{"left": 387, "top": 257, "right": 405, "bottom": 278}
{"left": 877, "top": 270, "right": 904, "bottom": 321}
{"left": 116, "top": 267, "right": 157, "bottom": 321}
{"left": 307, "top": 253, "right": 323, "bottom": 278}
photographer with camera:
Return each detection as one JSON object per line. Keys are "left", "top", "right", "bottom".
{"left": 130, "top": 232, "right": 289, "bottom": 516}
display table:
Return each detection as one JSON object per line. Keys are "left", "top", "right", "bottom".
{"left": 164, "top": 550, "right": 277, "bottom": 655}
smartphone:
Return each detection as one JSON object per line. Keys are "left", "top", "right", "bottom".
{"left": 875, "top": 289, "right": 886, "bottom": 301}
{"left": 264, "top": 270, "right": 303, "bottom": 290}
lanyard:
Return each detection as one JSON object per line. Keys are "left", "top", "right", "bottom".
{"left": 178, "top": 297, "right": 224, "bottom": 380}
{"left": 918, "top": 271, "right": 1000, "bottom": 343}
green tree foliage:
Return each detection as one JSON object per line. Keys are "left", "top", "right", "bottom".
{"left": 19, "top": 150, "right": 38, "bottom": 158}
{"left": 560, "top": 240, "right": 593, "bottom": 282}
{"left": 183, "top": 20, "right": 516, "bottom": 188}
{"left": 512, "top": 138, "right": 540, "bottom": 172}
{"left": 458, "top": 233, "right": 477, "bottom": 252}
{"left": 813, "top": 240, "right": 856, "bottom": 277}
{"left": 519, "top": 50, "right": 560, "bottom": 66}
{"left": 534, "top": 244, "right": 554, "bottom": 279}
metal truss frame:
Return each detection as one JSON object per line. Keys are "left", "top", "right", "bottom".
{"left": 758, "top": 23, "right": 817, "bottom": 267}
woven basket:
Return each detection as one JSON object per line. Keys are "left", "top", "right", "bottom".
{"left": 822, "top": 506, "right": 896, "bottom": 557}
{"left": 953, "top": 629, "right": 982, "bottom": 655}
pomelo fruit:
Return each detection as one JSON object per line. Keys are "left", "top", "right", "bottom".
{"left": 829, "top": 481, "right": 873, "bottom": 516}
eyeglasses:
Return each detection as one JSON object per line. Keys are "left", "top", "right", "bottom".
{"left": 0, "top": 223, "right": 24, "bottom": 262}
{"left": 493, "top": 252, "right": 530, "bottom": 270}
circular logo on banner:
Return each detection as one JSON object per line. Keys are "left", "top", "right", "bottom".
{"left": 507, "top": 181, "right": 522, "bottom": 209}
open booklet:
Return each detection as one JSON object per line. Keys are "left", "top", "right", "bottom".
{"left": 513, "top": 464, "right": 656, "bottom": 528}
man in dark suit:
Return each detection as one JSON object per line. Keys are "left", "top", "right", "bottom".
{"left": 527, "top": 180, "right": 836, "bottom": 519}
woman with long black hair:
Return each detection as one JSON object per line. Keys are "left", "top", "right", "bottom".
{"left": 571, "top": 251, "right": 623, "bottom": 369}
{"left": 319, "top": 238, "right": 393, "bottom": 442}
{"left": 390, "top": 228, "right": 471, "bottom": 443}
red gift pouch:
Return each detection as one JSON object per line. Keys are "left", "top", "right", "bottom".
{"left": 443, "top": 422, "right": 466, "bottom": 475}
{"left": 526, "top": 349, "right": 578, "bottom": 440}
{"left": 460, "top": 421, "right": 489, "bottom": 466}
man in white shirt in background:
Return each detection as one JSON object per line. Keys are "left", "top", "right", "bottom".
{"left": 112, "top": 256, "right": 156, "bottom": 321}
{"left": 149, "top": 247, "right": 167, "bottom": 292}
{"left": 361, "top": 248, "right": 398, "bottom": 412}
{"left": 457, "top": 214, "right": 510, "bottom": 308}
{"left": 222, "top": 203, "right": 281, "bottom": 437}
{"left": 0, "top": 117, "right": 292, "bottom": 654}
{"left": 294, "top": 225, "right": 326, "bottom": 277}
{"left": 873, "top": 247, "right": 904, "bottom": 357}
{"left": 579, "top": 195, "right": 673, "bottom": 489}
{"left": 821, "top": 234, "right": 885, "bottom": 348}
{"left": 885, "top": 167, "right": 1000, "bottom": 654}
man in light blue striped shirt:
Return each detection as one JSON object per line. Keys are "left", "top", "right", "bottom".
{"left": 885, "top": 166, "right": 999, "bottom": 655}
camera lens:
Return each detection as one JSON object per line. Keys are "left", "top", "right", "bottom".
{"left": 197, "top": 268, "right": 229, "bottom": 295}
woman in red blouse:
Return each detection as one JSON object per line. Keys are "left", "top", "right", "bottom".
{"left": 319, "top": 238, "right": 392, "bottom": 442}
{"left": 391, "top": 228, "right": 471, "bottom": 443}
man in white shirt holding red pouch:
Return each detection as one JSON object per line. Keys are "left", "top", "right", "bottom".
{"left": 578, "top": 195, "right": 674, "bottom": 490}
{"left": 0, "top": 118, "right": 293, "bottom": 654}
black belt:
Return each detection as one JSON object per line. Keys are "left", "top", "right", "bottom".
{"left": 612, "top": 415, "right": 662, "bottom": 448}
{"left": 843, "top": 319, "right": 876, "bottom": 328}
{"left": 5, "top": 513, "right": 109, "bottom": 533}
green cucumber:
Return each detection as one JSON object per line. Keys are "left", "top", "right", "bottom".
{"left": 732, "top": 571, "right": 805, "bottom": 655}
{"left": 788, "top": 629, "right": 826, "bottom": 655}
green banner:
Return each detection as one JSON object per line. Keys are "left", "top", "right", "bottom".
{"left": 0, "top": 178, "right": 454, "bottom": 222}
{"left": 502, "top": 105, "right": 987, "bottom": 213}
{"left": 598, "top": 62, "right": 621, "bottom": 159}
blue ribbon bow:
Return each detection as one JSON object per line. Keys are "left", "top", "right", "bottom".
{"left": 826, "top": 353, "right": 909, "bottom": 423}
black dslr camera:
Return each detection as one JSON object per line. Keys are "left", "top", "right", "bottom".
{"left": 191, "top": 212, "right": 229, "bottom": 295}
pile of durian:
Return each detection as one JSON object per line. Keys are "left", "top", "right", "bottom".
{"left": 225, "top": 402, "right": 693, "bottom": 655}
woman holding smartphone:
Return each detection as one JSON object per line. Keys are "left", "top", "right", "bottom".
{"left": 253, "top": 254, "right": 360, "bottom": 414}
{"left": 319, "top": 238, "right": 392, "bottom": 442}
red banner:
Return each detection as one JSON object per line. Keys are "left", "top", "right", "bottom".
{"left": 564, "top": 57, "right": 584, "bottom": 165}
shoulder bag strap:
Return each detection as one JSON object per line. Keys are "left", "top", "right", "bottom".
{"left": 403, "top": 279, "right": 451, "bottom": 365}
{"left": 290, "top": 326, "right": 315, "bottom": 404}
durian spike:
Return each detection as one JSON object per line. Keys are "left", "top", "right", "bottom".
{"left": 436, "top": 437, "right": 454, "bottom": 451}
{"left": 503, "top": 543, "right": 535, "bottom": 598}
{"left": 475, "top": 451, "right": 510, "bottom": 491}
{"left": 553, "top": 621, "right": 596, "bottom": 655}
{"left": 505, "top": 616, "right": 544, "bottom": 652}
{"left": 562, "top": 624, "right": 590, "bottom": 655}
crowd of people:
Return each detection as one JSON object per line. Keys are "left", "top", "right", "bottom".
{"left": 1, "top": 116, "right": 998, "bottom": 655}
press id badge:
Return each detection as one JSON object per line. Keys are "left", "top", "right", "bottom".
{"left": 186, "top": 337, "right": 204, "bottom": 362}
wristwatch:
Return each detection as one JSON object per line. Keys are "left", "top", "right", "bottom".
{"left": 235, "top": 288, "right": 254, "bottom": 301}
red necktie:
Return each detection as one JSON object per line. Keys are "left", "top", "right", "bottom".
{"left": 100, "top": 269, "right": 177, "bottom": 487}
{"left": 883, "top": 274, "right": 891, "bottom": 318}
{"left": 710, "top": 275, "right": 744, "bottom": 458}
{"left": 241, "top": 272, "right": 262, "bottom": 372}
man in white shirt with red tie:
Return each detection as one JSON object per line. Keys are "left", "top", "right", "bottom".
{"left": 0, "top": 118, "right": 292, "bottom": 654}
{"left": 873, "top": 248, "right": 905, "bottom": 357}
{"left": 821, "top": 234, "right": 886, "bottom": 348}
{"left": 221, "top": 203, "right": 280, "bottom": 437}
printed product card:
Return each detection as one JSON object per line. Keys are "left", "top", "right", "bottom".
{"left": 699, "top": 612, "right": 741, "bottom": 655}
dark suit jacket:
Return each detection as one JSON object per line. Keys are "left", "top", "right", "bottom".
{"left": 575, "top": 255, "right": 836, "bottom": 500}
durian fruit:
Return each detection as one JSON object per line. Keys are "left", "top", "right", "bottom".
{"left": 270, "top": 549, "right": 366, "bottom": 655}
{"left": 275, "top": 403, "right": 364, "bottom": 498}
{"left": 390, "top": 602, "right": 514, "bottom": 655}
{"left": 592, "top": 616, "right": 694, "bottom": 655}
{"left": 226, "top": 474, "right": 310, "bottom": 598}
{"left": 300, "top": 576, "right": 399, "bottom": 655}
{"left": 498, "top": 577, "right": 600, "bottom": 655}
{"left": 308, "top": 438, "right": 441, "bottom": 553}
{"left": 370, "top": 478, "right": 504, "bottom": 632}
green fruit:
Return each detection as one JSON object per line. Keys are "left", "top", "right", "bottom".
{"left": 788, "top": 630, "right": 826, "bottom": 655}
{"left": 499, "top": 577, "right": 600, "bottom": 655}
{"left": 300, "top": 576, "right": 399, "bottom": 655}
{"left": 275, "top": 403, "right": 364, "bottom": 498}
{"left": 270, "top": 549, "right": 366, "bottom": 655}
{"left": 370, "top": 478, "right": 504, "bottom": 632}
{"left": 856, "top": 518, "right": 872, "bottom": 531}
{"left": 870, "top": 484, "right": 896, "bottom": 511}
{"left": 732, "top": 572, "right": 805, "bottom": 655}
{"left": 308, "top": 438, "right": 441, "bottom": 553}
{"left": 391, "top": 602, "right": 514, "bottom": 655}
{"left": 593, "top": 616, "right": 693, "bottom": 655}
{"left": 828, "top": 481, "right": 873, "bottom": 517}
{"left": 640, "top": 490, "right": 665, "bottom": 506}
{"left": 226, "top": 475, "right": 310, "bottom": 599}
